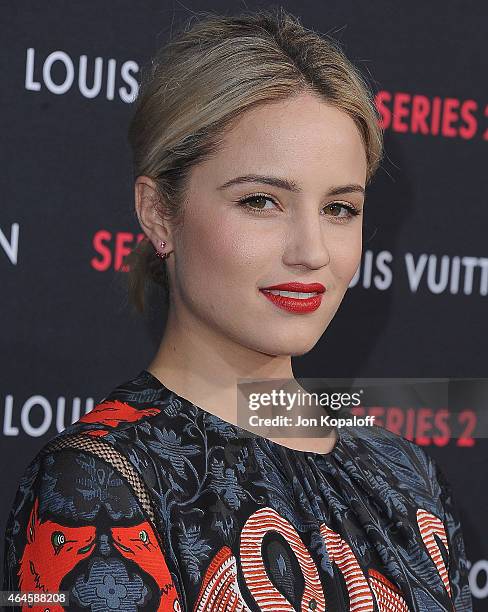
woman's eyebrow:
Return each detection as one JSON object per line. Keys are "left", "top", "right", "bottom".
{"left": 217, "top": 174, "right": 365, "bottom": 196}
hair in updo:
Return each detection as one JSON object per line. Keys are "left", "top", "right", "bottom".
{"left": 123, "top": 7, "right": 384, "bottom": 314}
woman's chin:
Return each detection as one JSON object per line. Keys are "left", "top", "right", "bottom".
{"left": 250, "top": 334, "right": 323, "bottom": 358}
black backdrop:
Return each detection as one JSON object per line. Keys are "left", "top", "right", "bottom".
{"left": 2, "top": 1, "right": 487, "bottom": 608}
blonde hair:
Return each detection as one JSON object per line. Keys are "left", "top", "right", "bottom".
{"left": 123, "top": 7, "right": 384, "bottom": 314}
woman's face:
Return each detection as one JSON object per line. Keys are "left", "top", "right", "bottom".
{"left": 166, "top": 91, "right": 367, "bottom": 356}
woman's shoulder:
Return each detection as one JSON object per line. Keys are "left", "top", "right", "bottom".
{"left": 344, "top": 421, "right": 434, "bottom": 464}
{"left": 340, "top": 423, "right": 447, "bottom": 512}
{"left": 48, "top": 369, "right": 179, "bottom": 447}
{"left": 27, "top": 369, "right": 207, "bottom": 517}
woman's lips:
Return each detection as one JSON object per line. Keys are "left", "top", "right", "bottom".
{"left": 259, "top": 283, "right": 325, "bottom": 314}
{"left": 261, "top": 282, "right": 325, "bottom": 293}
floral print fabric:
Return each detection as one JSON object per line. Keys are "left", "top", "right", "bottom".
{"left": 3, "top": 369, "right": 472, "bottom": 611}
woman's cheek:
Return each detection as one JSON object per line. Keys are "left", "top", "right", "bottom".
{"left": 331, "top": 236, "right": 362, "bottom": 282}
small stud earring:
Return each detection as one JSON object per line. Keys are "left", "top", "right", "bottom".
{"left": 155, "top": 240, "right": 169, "bottom": 260}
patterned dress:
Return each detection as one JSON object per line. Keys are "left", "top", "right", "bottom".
{"left": 3, "top": 369, "right": 472, "bottom": 611}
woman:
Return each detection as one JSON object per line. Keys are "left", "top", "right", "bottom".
{"left": 3, "top": 8, "right": 472, "bottom": 611}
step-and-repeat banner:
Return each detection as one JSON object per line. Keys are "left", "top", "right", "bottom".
{"left": 2, "top": 1, "right": 487, "bottom": 607}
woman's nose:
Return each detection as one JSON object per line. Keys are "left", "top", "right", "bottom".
{"left": 282, "top": 214, "right": 331, "bottom": 270}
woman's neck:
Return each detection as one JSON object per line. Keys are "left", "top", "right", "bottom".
{"left": 146, "top": 314, "right": 337, "bottom": 455}
{"left": 147, "top": 310, "right": 295, "bottom": 424}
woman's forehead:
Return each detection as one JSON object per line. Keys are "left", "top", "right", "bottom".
{"left": 210, "top": 95, "right": 367, "bottom": 178}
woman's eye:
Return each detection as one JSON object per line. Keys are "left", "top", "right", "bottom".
{"left": 322, "top": 202, "right": 360, "bottom": 220}
{"left": 236, "top": 195, "right": 361, "bottom": 220}
{"left": 237, "top": 194, "right": 277, "bottom": 213}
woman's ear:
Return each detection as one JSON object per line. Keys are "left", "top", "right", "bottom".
{"left": 134, "top": 176, "right": 173, "bottom": 252}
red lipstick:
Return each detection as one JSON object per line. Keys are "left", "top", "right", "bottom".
{"left": 259, "top": 282, "right": 326, "bottom": 314}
